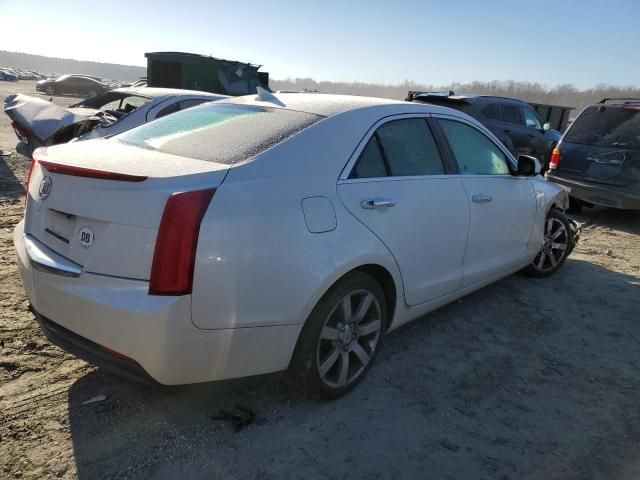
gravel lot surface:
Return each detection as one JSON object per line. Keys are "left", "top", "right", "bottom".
{"left": 1, "top": 80, "right": 639, "bottom": 480}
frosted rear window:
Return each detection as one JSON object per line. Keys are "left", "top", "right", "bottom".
{"left": 117, "top": 103, "right": 323, "bottom": 164}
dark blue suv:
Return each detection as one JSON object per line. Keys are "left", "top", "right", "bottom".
{"left": 545, "top": 98, "right": 640, "bottom": 211}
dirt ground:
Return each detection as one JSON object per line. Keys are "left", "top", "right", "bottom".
{"left": 1, "top": 81, "right": 640, "bottom": 480}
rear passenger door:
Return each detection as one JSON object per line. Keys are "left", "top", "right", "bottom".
{"left": 337, "top": 116, "right": 469, "bottom": 306}
{"left": 435, "top": 117, "right": 537, "bottom": 286}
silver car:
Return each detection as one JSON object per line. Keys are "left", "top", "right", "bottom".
{"left": 4, "top": 86, "right": 228, "bottom": 156}
{"left": 14, "top": 92, "right": 575, "bottom": 399}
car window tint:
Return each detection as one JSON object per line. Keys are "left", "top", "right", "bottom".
{"left": 439, "top": 119, "right": 511, "bottom": 175}
{"left": 376, "top": 119, "right": 445, "bottom": 176}
{"left": 350, "top": 136, "right": 387, "bottom": 179}
{"left": 564, "top": 106, "right": 640, "bottom": 149}
{"left": 482, "top": 104, "right": 500, "bottom": 120}
{"left": 501, "top": 104, "right": 521, "bottom": 124}
{"left": 118, "top": 103, "right": 323, "bottom": 164}
{"left": 179, "top": 99, "right": 210, "bottom": 110}
{"left": 523, "top": 106, "right": 542, "bottom": 129}
{"left": 155, "top": 102, "right": 180, "bottom": 119}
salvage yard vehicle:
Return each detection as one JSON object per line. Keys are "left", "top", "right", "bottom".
{"left": 4, "top": 87, "right": 228, "bottom": 156}
{"left": 546, "top": 98, "right": 640, "bottom": 211}
{"left": 35, "top": 74, "right": 112, "bottom": 97}
{"left": 14, "top": 92, "right": 576, "bottom": 399}
{"left": 407, "top": 91, "right": 562, "bottom": 171}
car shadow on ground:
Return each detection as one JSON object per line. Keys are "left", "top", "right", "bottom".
{"left": 66, "top": 258, "right": 640, "bottom": 479}
{"left": 0, "top": 154, "right": 26, "bottom": 199}
{"left": 572, "top": 206, "right": 640, "bottom": 235}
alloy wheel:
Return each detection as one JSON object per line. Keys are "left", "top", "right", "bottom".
{"left": 532, "top": 217, "right": 569, "bottom": 273}
{"left": 316, "top": 289, "right": 382, "bottom": 388}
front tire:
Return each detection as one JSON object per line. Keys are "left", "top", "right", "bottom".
{"left": 523, "top": 208, "right": 573, "bottom": 278}
{"left": 288, "top": 271, "right": 387, "bottom": 400}
{"left": 45, "top": 86, "right": 55, "bottom": 95}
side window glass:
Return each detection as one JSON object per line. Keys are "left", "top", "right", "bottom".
{"left": 501, "top": 104, "right": 521, "bottom": 124}
{"left": 438, "top": 119, "right": 511, "bottom": 175}
{"left": 179, "top": 99, "right": 209, "bottom": 110}
{"left": 349, "top": 136, "right": 387, "bottom": 179}
{"left": 523, "top": 106, "right": 542, "bottom": 129}
{"left": 482, "top": 104, "right": 500, "bottom": 120}
{"left": 376, "top": 119, "right": 444, "bottom": 176}
{"left": 155, "top": 102, "right": 180, "bottom": 119}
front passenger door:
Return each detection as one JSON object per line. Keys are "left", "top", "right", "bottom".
{"left": 436, "top": 118, "right": 537, "bottom": 286}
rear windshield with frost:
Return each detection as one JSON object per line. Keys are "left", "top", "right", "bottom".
{"left": 565, "top": 106, "right": 640, "bottom": 150}
{"left": 116, "top": 103, "right": 324, "bottom": 163}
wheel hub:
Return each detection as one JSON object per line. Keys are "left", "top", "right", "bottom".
{"left": 338, "top": 323, "right": 355, "bottom": 345}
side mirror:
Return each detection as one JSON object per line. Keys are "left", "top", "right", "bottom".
{"left": 543, "top": 122, "right": 551, "bottom": 132}
{"left": 517, "top": 155, "right": 541, "bottom": 176}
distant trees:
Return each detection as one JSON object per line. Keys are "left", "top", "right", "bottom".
{"left": 270, "top": 77, "right": 640, "bottom": 114}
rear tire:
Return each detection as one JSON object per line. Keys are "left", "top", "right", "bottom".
{"left": 523, "top": 208, "right": 573, "bottom": 278}
{"left": 288, "top": 271, "right": 387, "bottom": 400}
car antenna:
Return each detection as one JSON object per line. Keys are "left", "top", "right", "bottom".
{"left": 256, "top": 87, "right": 285, "bottom": 106}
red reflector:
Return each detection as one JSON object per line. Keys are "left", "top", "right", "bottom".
{"left": 549, "top": 147, "right": 561, "bottom": 169}
{"left": 149, "top": 188, "right": 216, "bottom": 296}
{"left": 102, "top": 346, "right": 135, "bottom": 361}
{"left": 39, "top": 160, "right": 147, "bottom": 182}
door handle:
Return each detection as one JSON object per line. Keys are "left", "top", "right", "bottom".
{"left": 472, "top": 194, "right": 493, "bottom": 203}
{"left": 528, "top": 134, "right": 535, "bottom": 138}
{"left": 360, "top": 198, "right": 396, "bottom": 209}
{"left": 503, "top": 129, "right": 511, "bottom": 133}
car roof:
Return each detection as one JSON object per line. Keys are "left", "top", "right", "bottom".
{"left": 413, "top": 92, "right": 530, "bottom": 105}
{"left": 110, "top": 86, "right": 229, "bottom": 99}
{"left": 222, "top": 93, "right": 412, "bottom": 117}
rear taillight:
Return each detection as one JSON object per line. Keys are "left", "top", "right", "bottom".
{"left": 12, "top": 122, "right": 29, "bottom": 144}
{"left": 549, "top": 147, "right": 561, "bottom": 170}
{"left": 149, "top": 188, "right": 216, "bottom": 296}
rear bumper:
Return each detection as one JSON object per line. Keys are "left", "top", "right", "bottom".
{"left": 545, "top": 172, "right": 640, "bottom": 210}
{"left": 36, "top": 312, "right": 156, "bottom": 383}
{"left": 13, "top": 220, "right": 302, "bottom": 385}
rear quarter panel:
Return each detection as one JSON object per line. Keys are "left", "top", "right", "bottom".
{"left": 190, "top": 109, "right": 406, "bottom": 330}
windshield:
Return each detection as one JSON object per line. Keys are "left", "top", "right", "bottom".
{"left": 117, "top": 103, "right": 323, "bottom": 164}
{"left": 565, "top": 105, "right": 640, "bottom": 149}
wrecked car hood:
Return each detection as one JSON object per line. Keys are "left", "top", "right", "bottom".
{"left": 3, "top": 94, "right": 99, "bottom": 144}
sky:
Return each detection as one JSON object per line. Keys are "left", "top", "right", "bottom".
{"left": 1, "top": 0, "right": 639, "bottom": 88}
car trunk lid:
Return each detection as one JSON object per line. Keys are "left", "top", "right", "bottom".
{"left": 24, "top": 140, "right": 229, "bottom": 281}
{"left": 4, "top": 94, "right": 98, "bottom": 146}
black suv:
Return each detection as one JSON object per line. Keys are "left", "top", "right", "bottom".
{"left": 545, "top": 98, "right": 640, "bottom": 211}
{"left": 407, "top": 91, "right": 561, "bottom": 169}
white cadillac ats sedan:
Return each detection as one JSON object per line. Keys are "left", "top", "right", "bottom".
{"left": 14, "top": 93, "right": 574, "bottom": 398}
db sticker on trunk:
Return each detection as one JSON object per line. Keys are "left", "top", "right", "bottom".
{"left": 78, "top": 227, "right": 94, "bottom": 248}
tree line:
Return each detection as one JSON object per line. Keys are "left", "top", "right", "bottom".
{"left": 270, "top": 78, "right": 640, "bottom": 114}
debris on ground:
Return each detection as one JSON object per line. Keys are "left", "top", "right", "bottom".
{"left": 81, "top": 394, "right": 107, "bottom": 406}
{"left": 211, "top": 405, "right": 256, "bottom": 432}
